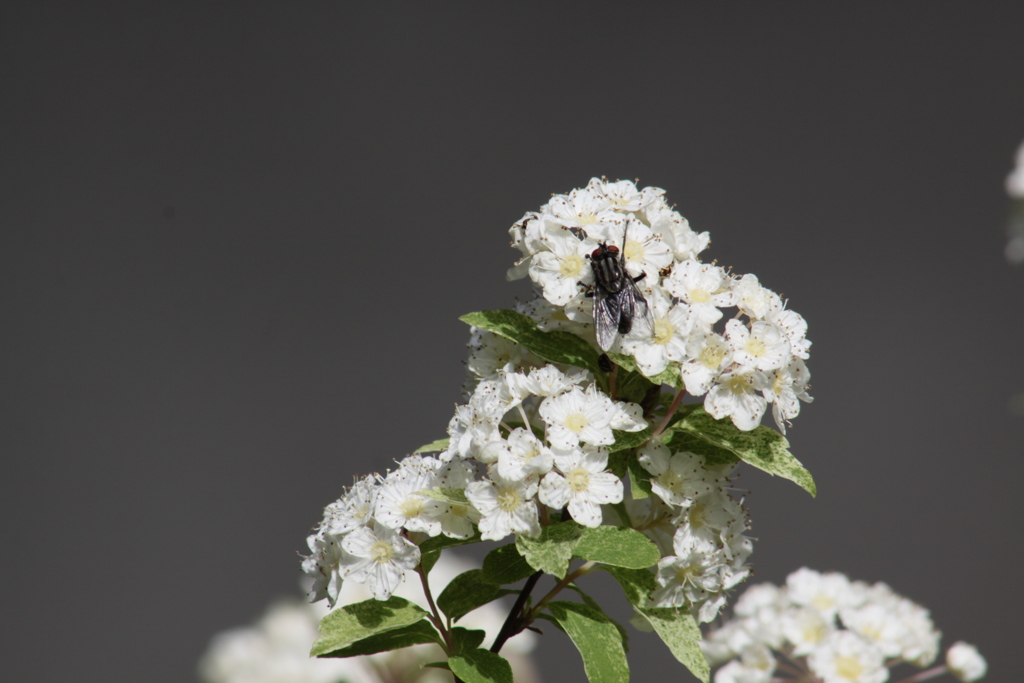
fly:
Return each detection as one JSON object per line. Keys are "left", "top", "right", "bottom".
{"left": 584, "top": 223, "right": 653, "bottom": 352}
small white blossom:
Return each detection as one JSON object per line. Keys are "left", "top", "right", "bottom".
{"left": 538, "top": 386, "right": 617, "bottom": 449}
{"left": 946, "top": 642, "right": 987, "bottom": 682}
{"left": 539, "top": 446, "right": 623, "bottom": 527}
{"left": 706, "top": 368, "right": 769, "bottom": 431}
{"left": 466, "top": 473, "right": 541, "bottom": 541}
{"left": 340, "top": 523, "right": 420, "bottom": 601}
{"left": 726, "top": 319, "right": 791, "bottom": 373}
{"left": 663, "top": 260, "right": 737, "bottom": 326}
{"left": 807, "top": 631, "right": 888, "bottom": 683}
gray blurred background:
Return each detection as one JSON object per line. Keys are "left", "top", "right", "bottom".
{"left": 2, "top": 3, "right": 1023, "bottom": 681}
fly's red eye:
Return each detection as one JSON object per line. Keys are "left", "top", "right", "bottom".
{"left": 591, "top": 247, "right": 603, "bottom": 258}
{"left": 607, "top": 245, "right": 619, "bottom": 254}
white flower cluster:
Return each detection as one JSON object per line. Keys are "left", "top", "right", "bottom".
{"left": 505, "top": 177, "right": 813, "bottom": 432}
{"left": 204, "top": 554, "right": 537, "bottom": 683}
{"left": 304, "top": 361, "right": 751, "bottom": 622}
{"left": 703, "top": 567, "right": 987, "bottom": 683}
{"left": 1006, "top": 139, "right": 1024, "bottom": 264}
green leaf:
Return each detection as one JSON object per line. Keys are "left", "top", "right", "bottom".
{"left": 437, "top": 569, "right": 511, "bottom": 622}
{"left": 413, "top": 438, "right": 450, "bottom": 454}
{"left": 419, "top": 532, "right": 481, "bottom": 555}
{"left": 573, "top": 526, "right": 660, "bottom": 569}
{"left": 626, "top": 456, "right": 652, "bottom": 499}
{"left": 607, "top": 451, "right": 629, "bottom": 479}
{"left": 601, "top": 566, "right": 708, "bottom": 683}
{"left": 566, "top": 585, "right": 629, "bottom": 653}
{"left": 452, "top": 627, "right": 487, "bottom": 654}
{"left": 417, "top": 487, "right": 469, "bottom": 505}
{"left": 460, "top": 309, "right": 603, "bottom": 374}
{"left": 421, "top": 549, "right": 441, "bottom": 575}
{"left": 661, "top": 428, "right": 739, "bottom": 468}
{"left": 448, "top": 649, "right": 514, "bottom": 683}
{"left": 678, "top": 407, "right": 816, "bottom": 496}
{"left": 607, "top": 352, "right": 682, "bottom": 388}
{"left": 515, "top": 521, "right": 584, "bottom": 579}
{"left": 318, "top": 619, "right": 442, "bottom": 658}
{"left": 633, "top": 608, "right": 709, "bottom": 683}
{"left": 481, "top": 543, "right": 536, "bottom": 585}
{"left": 540, "top": 601, "right": 630, "bottom": 683}
{"left": 615, "top": 368, "right": 658, "bottom": 404}
{"left": 311, "top": 597, "right": 429, "bottom": 657}
{"left": 609, "top": 427, "right": 653, "bottom": 453}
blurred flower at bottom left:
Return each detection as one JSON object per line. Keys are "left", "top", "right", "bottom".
{"left": 199, "top": 552, "right": 538, "bottom": 683}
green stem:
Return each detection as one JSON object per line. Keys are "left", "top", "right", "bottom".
{"left": 528, "top": 561, "right": 598, "bottom": 619}
{"left": 416, "top": 565, "right": 453, "bottom": 653}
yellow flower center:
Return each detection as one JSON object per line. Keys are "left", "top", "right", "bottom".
{"left": 371, "top": 541, "right": 392, "bottom": 564}
{"left": 400, "top": 499, "right": 424, "bottom": 518}
{"left": 835, "top": 656, "right": 863, "bottom": 680}
{"left": 745, "top": 338, "right": 766, "bottom": 357}
{"left": 450, "top": 503, "right": 469, "bottom": 516}
{"left": 812, "top": 595, "right": 835, "bottom": 611}
{"left": 578, "top": 214, "right": 597, "bottom": 225}
{"left": 564, "top": 414, "right": 588, "bottom": 433}
{"left": 497, "top": 488, "right": 521, "bottom": 511}
{"left": 700, "top": 345, "right": 725, "bottom": 369}
{"left": 802, "top": 623, "right": 825, "bottom": 644}
{"left": 690, "top": 288, "right": 711, "bottom": 304}
{"left": 674, "top": 563, "right": 701, "bottom": 584}
{"left": 726, "top": 376, "right": 750, "bottom": 394}
{"left": 772, "top": 373, "right": 786, "bottom": 396}
{"left": 568, "top": 469, "right": 591, "bottom": 492}
{"left": 688, "top": 503, "right": 706, "bottom": 528}
{"left": 560, "top": 254, "right": 584, "bottom": 278}
{"left": 624, "top": 239, "right": 644, "bottom": 261}
{"left": 522, "top": 446, "right": 540, "bottom": 462}
{"left": 660, "top": 471, "right": 687, "bottom": 495}
{"left": 653, "top": 320, "right": 673, "bottom": 345}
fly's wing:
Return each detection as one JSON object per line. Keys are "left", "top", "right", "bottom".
{"left": 620, "top": 279, "right": 654, "bottom": 341}
{"left": 593, "top": 287, "right": 620, "bottom": 351}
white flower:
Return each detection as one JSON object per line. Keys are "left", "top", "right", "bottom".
{"left": 732, "top": 274, "right": 782, "bottom": 321}
{"left": 619, "top": 218, "right": 674, "bottom": 282}
{"left": 320, "top": 474, "right": 378, "bottom": 535}
{"left": 434, "top": 460, "right": 482, "bottom": 539}
{"left": 681, "top": 331, "right": 733, "bottom": 396}
{"left": 538, "top": 386, "right": 617, "bottom": 449}
{"left": 594, "top": 178, "right": 660, "bottom": 214}
{"left": 946, "top": 642, "right": 987, "bottom": 682}
{"left": 495, "top": 427, "right": 554, "bottom": 481}
{"left": 620, "top": 292, "right": 694, "bottom": 377}
{"left": 807, "top": 631, "right": 889, "bottom": 683}
{"left": 713, "top": 659, "right": 771, "bottom": 683}
{"left": 726, "top": 319, "right": 790, "bottom": 373}
{"left": 637, "top": 442, "right": 715, "bottom": 508}
{"left": 768, "top": 307, "right": 811, "bottom": 359}
{"left": 340, "top": 523, "right": 421, "bottom": 601}
{"left": 781, "top": 606, "right": 835, "bottom": 655}
{"left": 787, "top": 568, "right": 856, "bottom": 619}
{"left": 764, "top": 358, "right": 813, "bottom": 433}
{"left": 651, "top": 535, "right": 724, "bottom": 619}
{"left": 647, "top": 205, "right": 710, "bottom": 261}
{"left": 546, "top": 185, "right": 623, "bottom": 240}
{"left": 467, "top": 330, "right": 523, "bottom": 381}
{"left": 663, "top": 260, "right": 737, "bottom": 326}
{"left": 705, "top": 369, "right": 769, "bottom": 431}
{"left": 465, "top": 473, "right": 541, "bottom": 541}
{"left": 301, "top": 533, "right": 347, "bottom": 607}
{"left": 1007, "top": 139, "right": 1024, "bottom": 198}
{"left": 529, "top": 228, "right": 599, "bottom": 306}
{"left": 539, "top": 446, "right": 623, "bottom": 527}
{"left": 375, "top": 462, "right": 444, "bottom": 536}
